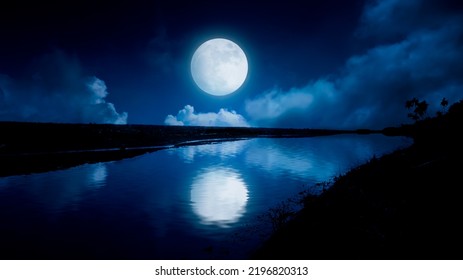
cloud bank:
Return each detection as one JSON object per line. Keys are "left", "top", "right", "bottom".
{"left": 0, "top": 51, "right": 127, "bottom": 124}
{"left": 165, "top": 105, "right": 249, "bottom": 127}
{"left": 245, "top": 0, "right": 463, "bottom": 129}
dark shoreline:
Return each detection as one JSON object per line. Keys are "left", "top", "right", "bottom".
{"left": 253, "top": 144, "right": 463, "bottom": 259}
{"left": 0, "top": 121, "right": 375, "bottom": 177}
{"left": 253, "top": 102, "right": 463, "bottom": 259}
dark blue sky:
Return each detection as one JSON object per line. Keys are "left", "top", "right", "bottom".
{"left": 1, "top": 0, "right": 462, "bottom": 128}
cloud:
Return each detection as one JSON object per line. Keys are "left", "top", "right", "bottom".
{"left": 83, "top": 78, "right": 128, "bottom": 124}
{"left": 357, "top": 0, "right": 463, "bottom": 41}
{"left": 245, "top": 80, "right": 335, "bottom": 127}
{"left": 0, "top": 51, "right": 127, "bottom": 124}
{"left": 245, "top": 0, "right": 463, "bottom": 129}
{"left": 165, "top": 105, "right": 249, "bottom": 127}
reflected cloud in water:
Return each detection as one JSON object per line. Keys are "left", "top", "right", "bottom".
{"left": 244, "top": 136, "right": 412, "bottom": 187}
{"left": 87, "top": 163, "right": 107, "bottom": 188}
{"left": 173, "top": 140, "right": 248, "bottom": 163}
{"left": 245, "top": 143, "right": 318, "bottom": 180}
{"left": 190, "top": 167, "right": 248, "bottom": 227}
{"left": 172, "top": 136, "right": 411, "bottom": 200}
{"left": 0, "top": 163, "right": 108, "bottom": 214}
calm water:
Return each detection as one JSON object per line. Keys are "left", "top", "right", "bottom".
{"left": 0, "top": 134, "right": 411, "bottom": 259}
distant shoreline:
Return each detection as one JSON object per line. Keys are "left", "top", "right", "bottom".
{"left": 0, "top": 121, "right": 384, "bottom": 177}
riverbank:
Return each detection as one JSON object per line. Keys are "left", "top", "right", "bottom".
{"left": 0, "top": 122, "right": 360, "bottom": 177}
{"left": 254, "top": 101, "right": 463, "bottom": 259}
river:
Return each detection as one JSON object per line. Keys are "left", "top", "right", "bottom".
{"left": 0, "top": 134, "right": 411, "bottom": 259}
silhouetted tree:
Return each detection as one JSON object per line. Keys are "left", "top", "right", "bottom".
{"left": 435, "top": 97, "right": 450, "bottom": 117}
{"left": 415, "top": 100, "right": 428, "bottom": 118}
{"left": 405, "top": 98, "right": 418, "bottom": 110}
{"left": 406, "top": 97, "right": 428, "bottom": 121}
{"left": 441, "top": 97, "right": 448, "bottom": 111}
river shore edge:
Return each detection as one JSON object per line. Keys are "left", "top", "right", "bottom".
{"left": 253, "top": 102, "right": 463, "bottom": 259}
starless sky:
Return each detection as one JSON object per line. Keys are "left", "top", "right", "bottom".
{"left": 1, "top": 0, "right": 462, "bottom": 128}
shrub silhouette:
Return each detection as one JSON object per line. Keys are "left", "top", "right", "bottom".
{"left": 405, "top": 98, "right": 428, "bottom": 121}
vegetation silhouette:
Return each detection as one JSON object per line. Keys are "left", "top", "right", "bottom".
{"left": 405, "top": 97, "right": 428, "bottom": 121}
{"left": 436, "top": 97, "right": 449, "bottom": 117}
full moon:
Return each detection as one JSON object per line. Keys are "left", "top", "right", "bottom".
{"left": 191, "top": 38, "right": 248, "bottom": 96}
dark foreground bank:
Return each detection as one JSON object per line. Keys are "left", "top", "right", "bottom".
{"left": 0, "top": 122, "right": 359, "bottom": 177}
{"left": 254, "top": 101, "right": 463, "bottom": 259}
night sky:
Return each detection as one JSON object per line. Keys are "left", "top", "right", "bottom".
{"left": 1, "top": 0, "right": 462, "bottom": 128}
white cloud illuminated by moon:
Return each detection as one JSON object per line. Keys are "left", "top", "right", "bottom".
{"left": 164, "top": 105, "right": 249, "bottom": 127}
